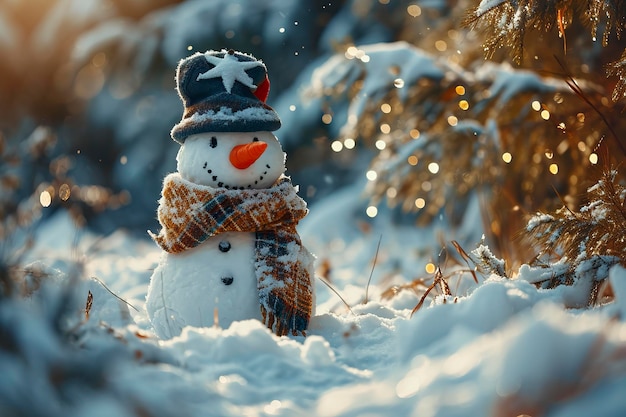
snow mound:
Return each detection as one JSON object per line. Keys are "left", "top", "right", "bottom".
{"left": 5, "top": 212, "right": 626, "bottom": 416}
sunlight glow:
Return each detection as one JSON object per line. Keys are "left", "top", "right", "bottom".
{"left": 40, "top": 190, "right": 52, "bottom": 207}
{"left": 428, "top": 162, "right": 440, "bottom": 174}
{"left": 549, "top": 163, "right": 559, "bottom": 175}
{"left": 502, "top": 152, "right": 512, "bottom": 163}
{"left": 59, "top": 184, "right": 71, "bottom": 201}
{"left": 386, "top": 187, "right": 397, "bottom": 198}
{"left": 394, "top": 78, "right": 405, "bottom": 88}
{"left": 375, "top": 140, "right": 386, "bottom": 150}
{"left": 589, "top": 153, "right": 598, "bottom": 164}
{"left": 458, "top": 100, "right": 469, "bottom": 110}
{"left": 344, "top": 138, "right": 356, "bottom": 149}
{"left": 407, "top": 5, "right": 422, "bottom": 17}
{"left": 366, "top": 170, "right": 378, "bottom": 181}
{"left": 381, "top": 103, "right": 392, "bottom": 113}
{"left": 410, "top": 129, "right": 420, "bottom": 139}
{"left": 366, "top": 206, "right": 378, "bottom": 218}
{"left": 322, "top": 114, "right": 332, "bottom": 124}
{"left": 331, "top": 141, "right": 343, "bottom": 152}
{"left": 264, "top": 400, "right": 282, "bottom": 415}
{"left": 531, "top": 101, "right": 541, "bottom": 111}
{"left": 408, "top": 155, "right": 418, "bottom": 166}
{"left": 447, "top": 116, "right": 458, "bottom": 126}
{"left": 540, "top": 109, "right": 550, "bottom": 120}
{"left": 415, "top": 198, "right": 426, "bottom": 209}
{"left": 455, "top": 85, "right": 466, "bottom": 95}
{"left": 425, "top": 262, "right": 436, "bottom": 273}
{"left": 346, "top": 46, "right": 359, "bottom": 59}
{"left": 74, "top": 65, "right": 105, "bottom": 99}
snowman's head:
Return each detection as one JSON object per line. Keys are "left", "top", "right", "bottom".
{"left": 176, "top": 131, "right": 285, "bottom": 189}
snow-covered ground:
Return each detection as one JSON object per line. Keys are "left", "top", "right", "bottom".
{"left": 9, "top": 181, "right": 626, "bottom": 417}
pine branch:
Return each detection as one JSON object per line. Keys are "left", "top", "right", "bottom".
{"left": 606, "top": 49, "right": 626, "bottom": 102}
{"left": 465, "top": 0, "right": 626, "bottom": 102}
{"left": 463, "top": 0, "right": 563, "bottom": 64}
{"left": 527, "top": 169, "right": 626, "bottom": 263}
{"left": 526, "top": 169, "right": 626, "bottom": 304}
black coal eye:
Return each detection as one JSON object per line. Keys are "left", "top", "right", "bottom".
{"left": 252, "top": 137, "right": 259, "bottom": 142}
{"left": 210, "top": 136, "right": 217, "bottom": 148}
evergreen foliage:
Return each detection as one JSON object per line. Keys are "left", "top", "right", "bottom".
{"left": 526, "top": 170, "right": 626, "bottom": 305}
{"left": 307, "top": 2, "right": 626, "bottom": 259}
{"left": 464, "top": 0, "right": 626, "bottom": 101}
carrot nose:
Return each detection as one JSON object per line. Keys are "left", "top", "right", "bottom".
{"left": 229, "top": 141, "right": 267, "bottom": 169}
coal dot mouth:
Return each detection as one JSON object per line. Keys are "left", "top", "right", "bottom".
{"left": 203, "top": 162, "right": 272, "bottom": 189}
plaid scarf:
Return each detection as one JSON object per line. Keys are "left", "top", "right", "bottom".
{"left": 150, "top": 173, "right": 314, "bottom": 336}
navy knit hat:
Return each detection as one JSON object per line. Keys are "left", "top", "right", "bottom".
{"left": 171, "top": 49, "right": 281, "bottom": 143}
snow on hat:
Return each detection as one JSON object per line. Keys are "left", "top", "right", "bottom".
{"left": 171, "top": 49, "right": 281, "bottom": 143}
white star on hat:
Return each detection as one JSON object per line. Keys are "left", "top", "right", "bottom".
{"left": 197, "top": 51, "right": 262, "bottom": 93}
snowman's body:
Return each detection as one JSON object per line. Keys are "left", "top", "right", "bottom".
{"left": 146, "top": 131, "right": 287, "bottom": 339}
{"left": 147, "top": 231, "right": 260, "bottom": 339}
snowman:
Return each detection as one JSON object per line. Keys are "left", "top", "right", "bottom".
{"left": 146, "top": 49, "right": 315, "bottom": 339}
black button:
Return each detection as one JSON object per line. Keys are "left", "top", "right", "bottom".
{"left": 219, "top": 241, "right": 231, "bottom": 252}
{"left": 221, "top": 276, "right": 234, "bottom": 285}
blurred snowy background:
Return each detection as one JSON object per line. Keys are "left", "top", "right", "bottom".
{"left": 2, "top": 0, "right": 626, "bottom": 416}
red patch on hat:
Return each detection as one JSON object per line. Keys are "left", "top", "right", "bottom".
{"left": 254, "top": 75, "right": 270, "bottom": 103}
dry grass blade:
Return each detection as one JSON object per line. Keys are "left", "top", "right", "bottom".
{"left": 85, "top": 290, "right": 93, "bottom": 321}
{"left": 451, "top": 240, "right": 478, "bottom": 284}
{"left": 364, "top": 234, "right": 382, "bottom": 304}
{"left": 410, "top": 267, "right": 450, "bottom": 317}
{"left": 380, "top": 278, "right": 429, "bottom": 301}
{"left": 318, "top": 276, "right": 355, "bottom": 315}
{"left": 91, "top": 276, "right": 139, "bottom": 312}
{"left": 410, "top": 279, "right": 438, "bottom": 317}
{"left": 436, "top": 268, "right": 452, "bottom": 296}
